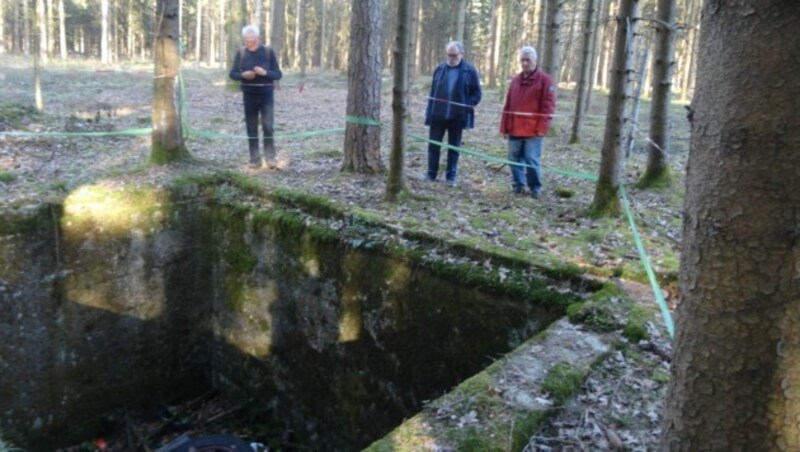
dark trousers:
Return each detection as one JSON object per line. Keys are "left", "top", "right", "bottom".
{"left": 426, "top": 118, "right": 463, "bottom": 182}
{"left": 243, "top": 91, "right": 275, "bottom": 163}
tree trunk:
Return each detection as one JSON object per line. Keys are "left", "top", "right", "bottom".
{"left": 638, "top": 0, "right": 677, "bottom": 187}
{"left": 255, "top": 0, "right": 262, "bottom": 30}
{"left": 585, "top": 0, "right": 607, "bottom": 112}
{"left": 487, "top": 0, "right": 499, "bottom": 88}
{"left": 590, "top": 0, "right": 639, "bottom": 217}
{"left": 385, "top": 0, "right": 413, "bottom": 201}
{"left": 569, "top": 0, "right": 597, "bottom": 144}
{"left": 408, "top": 0, "right": 419, "bottom": 76}
{"left": 23, "top": 0, "right": 30, "bottom": 54}
{"left": 679, "top": 0, "right": 699, "bottom": 101}
{"left": 194, "top": 0, "right": 203, "bottom": 66}
{"left": 537, "top": 0, "right": 547, "bottom": 52}
{"left": 625, "top": 47, "right": 648, "bottom": 157}
{"left": 224, "top": 0, "right": 246, "bottom": 86}
{"left": 271, "top": 0, "right": 286, "bottom": 66}
{"left": 542, "top": 0, "right": 564, "bottom": 76}
{"left": 297, "top": 0, "right": 308, "bottom": 76}
{"left": 217, "top": 0, "right": 225, "bottom": 67}
{"left": 0, "top": 0, "right": 5, "bottom": 54}
{"left": 558, "top": 2, "right": 579, "bottom": 84}
{"left": 342, "top": 0, "right": 383, "bottom": 173}
{"left": 58, "top": 0, "right": 66, "bottom": 58}
{"left": 36, "top": 0, "right": 47, "bottom": 63}
{"left": 661, "top": 2, "right": 800, "bottom": 449}
{"left": 413, "top": 0, "right": 424, "bottom": 76}
{"left": 101, "top": 0, "right": 109, "bottom": 63}
{"left": 498, "top": 0, "right": 514, "bottom": 93}
{"left": 151, "top": 0, "right": 189, "bottom": 164}
{"left": 45, "top": 0, "right": 52, "bottom": 57}
{"left": 455, "top": 0, "right": 466, "bottom": 42}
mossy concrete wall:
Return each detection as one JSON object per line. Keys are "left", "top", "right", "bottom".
{"left": 0, "top": 186, "right": 213, "bottom": 450}
{"left": 0, "top": 178, "right": 572, "bottom": 450}
{"left": 207, "top": 204, "right": 566, "bottom": 450}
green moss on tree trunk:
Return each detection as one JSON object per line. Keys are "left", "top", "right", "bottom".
{"left": 635, "top": 165, "right": 674, "bottom": 189}
{"left": 589, "top": 180, "right": 621, "bottom": 218}
{"left": 149, "top": 141, "right": 191, "bottom": 165}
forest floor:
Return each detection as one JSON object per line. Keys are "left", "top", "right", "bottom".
{"left": 0, "top": 57, "right": 689, "bottom": 450}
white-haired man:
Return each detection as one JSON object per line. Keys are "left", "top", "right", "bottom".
{"left": 229, "top": 25, "right": 283, "bottom": 168}
{"left": 499, "top": 46, "right": 556, "bottom": 199}
{"left": 424, "top": 41, "right": 482, "bottom": 187}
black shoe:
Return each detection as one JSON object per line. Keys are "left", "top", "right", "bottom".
{"left": 531, "top": 191, "right": 541, "bottom": 199}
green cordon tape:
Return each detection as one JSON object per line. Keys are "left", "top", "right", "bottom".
{"left": 410, "top": 131, "right": 672, "bottom": 338}
{"left": 0, "top": 128, "right": 152, "bottom": 138}
{"left": 409, "top": 132, "right": 598, "bottom": 180}
{"left": 620, "top": 185, "right": 675, "bottom": 338}
{"left": 1, "top": 106, "right": 671, "bottom": 336}
{"left": 345, "top": 115, "right": 383, "bottom": 126}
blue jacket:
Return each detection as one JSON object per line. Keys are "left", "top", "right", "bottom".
{"left": 424, "top": 60, "right": 482, "bottom": 129}
{"left": 229, "top": 45, "right": 283, "bottom": 94}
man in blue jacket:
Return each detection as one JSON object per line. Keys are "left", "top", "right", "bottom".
{"left": 424, "top": 41, "right": 482, "bottom": 186}
{"left": 229, "top": 25, "right": 283, "bottom": 168}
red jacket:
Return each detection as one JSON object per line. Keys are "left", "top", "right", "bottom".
{"left": 499, "top": 69, "right": 556, "bottom": 137}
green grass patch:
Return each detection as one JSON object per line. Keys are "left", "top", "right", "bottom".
{"left": 541, "top": 362, "right": 584, "bottom": 403}
{"left": 0, "top": 171, "right": 17, "bottom": 183}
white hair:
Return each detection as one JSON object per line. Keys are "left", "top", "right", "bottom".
{"left": 520, "top": 46, "right": 538, "bottom": 61}
{"left": 446, "top": 41, "right": 464, "bottom": 54}
{"left": 241, "top": 25, "right": 260, "bottom": 39}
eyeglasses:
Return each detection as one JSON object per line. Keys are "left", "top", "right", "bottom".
{"left": 447, "top": 53, "right": 460, "bottom": 57}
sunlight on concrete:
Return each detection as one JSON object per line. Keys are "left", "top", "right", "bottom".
{"left": 61, "top": 184, "right": 172, "bottom": 319}
{"left": 62, "top": 183, "right": 170, "bottom": 239}
{"left": 218, "top": 284, "right": 279, "bottom": 358}
{"left": 338, "top": 286, "right": 364, "bottom": 343}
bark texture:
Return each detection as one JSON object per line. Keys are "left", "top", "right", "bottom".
{"left": 151, "top": 0, "right": 189, "bottom": 164}
{"left": 660, "top": 2, "right": 800, "bottom": 450}
{"left": 591, "top": 0, "right": 639, "bottom": 216}
{"left": 385, "top": 0, "right": 413, "bottom": 201}
{"left": 342, "top": 0, "right": 383, "bottom": 173}
{"left": 641, "top": 0, "right": 677, "bottom": 186}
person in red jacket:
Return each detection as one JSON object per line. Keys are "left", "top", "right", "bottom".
{"left": 499, "top": 46, "right": 556, "bottom": 199}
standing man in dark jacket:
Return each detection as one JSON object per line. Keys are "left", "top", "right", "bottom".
{"left": 500, "top": 46, "right": 556, "bottom": 199}
{"left": 424, "top": 41, "right": 482, "bottom": 187}
{"left": 229, "top": 25, "right": 283, "bottom": 168}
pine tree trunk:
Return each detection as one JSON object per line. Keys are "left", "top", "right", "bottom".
{"left": 537, "top": 0, "right": 547, "bottom": 51}
{"left": 569, "top": 0, "right": 597, "bottom": 144}
{"left": 342, "top": 0, "right": 383, "bottom": 173}
{"left": 590, "top": 0, "right": 639, "bottom": 217}
{"left": 499, "top": 0, "right": 513, "bottom": 93}
{"left": 639, "top": 0, "right": 676, "bottom": 187}
{"left": 297, "top": 0, "right": 308, "bottom": 76}
{"left": 542, "top": 0, "right": 564, "bottom": 76}
{"left": 151, "top": 0, "right": 189, "bottom": 164}
{"left": 0, "top": 0, "right": 5, "bottom": 54}
{"left": 36, "top": 0, "right": 48, "bottom": 63}
{"left": 100, "top": 0, "right": 108, "bottom": 64}
{"left": 195, "top": 0, "right": 203, "bottom": 66}
{"left": 385, "top": 0, "right": 413, "bottom": 201}
{"left": 271, "top": 0, "right": 286, "bottom": 66}
{"left": 58, "top": 0, "right": 66, "bottom": 58}
{"left": 661, "top": 2, "right": 800, "bottom": 449}
{"left": 679, "top": 0, "right": 699, "bottom": 102}
{"left": 486, "top": 0, "right": 498, "bottom": 88}
{"left": 455, "top": 0, "right": 466, "bottom": 42}
{"left": 45, "top": 0, "right": 53, "bottom": 57}
{"left": 585, "top": 0, "right": 606, "bottom": 113}
{"left": 23, "top": 0, "right": 30, "bottom": 55}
